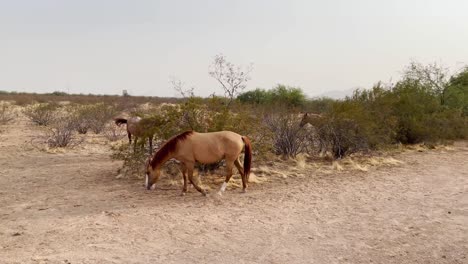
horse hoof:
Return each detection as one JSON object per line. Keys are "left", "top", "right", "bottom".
{"left": 241, "top": 189, "right": 247, "bottom": 193}
{"left": 180, "top": 192, "right": 186, "bottom": 196}
{"left": 217, "top": 191, "right": 223, "bottom": 196}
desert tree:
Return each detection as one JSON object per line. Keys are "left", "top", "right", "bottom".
{"left": 209, "top": 54, "right": 253, "bottom": 108}
{"left": 403, "top": 61, "right": 451, "bottom": 105}
{"left": 170, "top": 77, "right": 194, "bottom": 98}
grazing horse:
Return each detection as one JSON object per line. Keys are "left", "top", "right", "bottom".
{"left": 145, "top": 130, "right": 252, "bottom": 196}
{"left": 114, "top": 117, "right": 153, "bottom": 154}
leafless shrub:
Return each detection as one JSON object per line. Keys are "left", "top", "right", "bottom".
{"left": 45, "top": 115, "right": 82, "bottom": 148}
{"left": 0, "top": 102, "right": 16, "bottom": 125}
{"left": 314, "top": 117, "right": 369, "bottom": 159}
{"left": 264, "top": 112, "right": 309, "bottom": 158}
{"left": 23, "top": 103, "right": 58, "bottom": 126}
{"left": 103, "top": 123, "right": 127, "bottom": 142}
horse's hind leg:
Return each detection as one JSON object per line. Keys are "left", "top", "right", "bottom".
{"left": 133, "top": 137, "right": 138, "bottom": 152}
{"left": 127, "top": 132, "right": 132, "bottom": 144}
{"left": 234, "top": 158, "right": 247, "bottom": 192}
{"left": 187, "top": 163, "right": 207, "bottom": 196}
{"left": 180, "top": 163, "right": 188, "bottom": 196}
{"left": 219, "top": 162, "right": 234, "bottom": 195}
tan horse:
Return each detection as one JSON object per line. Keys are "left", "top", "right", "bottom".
{"left": 145, "top": 130, "right": 252, "bottom": 196}
{"left": 114, "top": 117, "right": 153, "bottom": 154}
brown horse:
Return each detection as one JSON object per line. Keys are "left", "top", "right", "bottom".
{"left": 299, "top": 112, "right": 323, "bottom": 127}
{"left": 114, "top": 117, "right": 153, "bottom": 154}
{"left": 145, "top": 130, "right": 252, "bottom": 196}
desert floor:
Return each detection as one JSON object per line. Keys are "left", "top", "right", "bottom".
{"left": 0, "top": 116, "right": 467, "bottom": 264}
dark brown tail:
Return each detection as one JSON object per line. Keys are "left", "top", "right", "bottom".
{"left": 242, "top": 136, "right": 252, "bottom": 182}
{"left": 114, "top": 118, "right": 128, "bottom": 126}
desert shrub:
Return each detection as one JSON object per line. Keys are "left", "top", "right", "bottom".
{"left": 428, "top": 108, "right": 468, "bottom": 141}
{"left": 325, "top": 77, "right": 467, "bottom": 148}
{"left": 45, "top": 115, "right": 81, "bottom": 148}
{"left": 0, "top": 102, "right": 16, "bottom": 125}
{"left": 238, "top": 84, "right": 306, "bottom": 108}
{"left": 68, "top": 105, "right": 93, "bottom": 134}
{"left": 89, "top": 103, "right": 118, "bottom": 134}
{"left": 23, "top": 103, "right": 58, "bottom": 126}
{"left": 263, "top": 110, "right": 309, "bottom": 157}
{"left": 103, "top": 123, "right": 127, "bottom": 142}
{"left": 391, "top": 79, "right": 446, "bottom": 144}
{"left": 68, "top": 103, "right": 117, "bottom": 134}
{"left": 303, "top": 97, "right": 335, "bottom": 113}
{"left": 67, "top": 103, "right": 116, "bottom": 134}
{"left": 111, "top": 144, "right": 147, "bottom": 176}
{"left": 312, "top": 116, "right": 369, "bottom": 158}
{"left": 446, "top": 67, "right": 468, "bottom": 115}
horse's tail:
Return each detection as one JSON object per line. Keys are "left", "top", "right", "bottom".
{"left": 242, "top": 136, "right": 252, "bottom": 182}
{"left": 114, "top": 118, "right": 128, "bottom": 126}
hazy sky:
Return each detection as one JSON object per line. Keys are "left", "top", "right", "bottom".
{"left": 1, "top": 0, "right": 467, "bottom": 97}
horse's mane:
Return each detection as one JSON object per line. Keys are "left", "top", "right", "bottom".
{"left": 150, "top": 131, "right": 194, "bottom": 168}
{"left": 114, "top": 117, "right": 127, "bottom": 126}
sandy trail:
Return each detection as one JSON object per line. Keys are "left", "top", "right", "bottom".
{"left": 0, "top": 117, "right": 467, "bottom": 264}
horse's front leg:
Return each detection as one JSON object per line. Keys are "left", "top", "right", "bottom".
{"left": 187, "top": 162, "right": 207, "bottom": 196}
{"left": 148, "top": 136, "right": 153, "bottom": 155}
{"left": 133, "top": 137, "right": 138, "bottom": 152}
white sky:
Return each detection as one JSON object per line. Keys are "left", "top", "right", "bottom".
{"left": 1, "top": 0, "right": 467, "bottom": 97}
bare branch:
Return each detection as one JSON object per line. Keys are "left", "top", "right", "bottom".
{"left": 209, "top": 54, "right": 253, "bottom": 107}
{"left": 170, "top": 77, "right": 194, "bottom": 98}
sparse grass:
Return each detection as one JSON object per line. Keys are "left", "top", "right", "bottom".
{"left": 0, "top": 102, "right": 16, "bottom": 125}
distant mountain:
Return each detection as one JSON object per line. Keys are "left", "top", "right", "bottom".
{"left": 312, "top": 88, "right": 358, "bottom": 100}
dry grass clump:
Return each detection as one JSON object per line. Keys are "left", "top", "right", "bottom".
{"left": 0, "top": 102, "right": 17, "bottom": 125}
{"left": 295, "top": 153, "right": 308, "bottom": 169}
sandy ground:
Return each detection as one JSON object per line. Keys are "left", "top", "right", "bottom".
{"left": 0, "top": 115, "right": 467, "bottom": 264}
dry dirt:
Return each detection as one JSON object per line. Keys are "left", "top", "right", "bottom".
{"left": 0, "top": 115, "right": 467, "bottom": 264}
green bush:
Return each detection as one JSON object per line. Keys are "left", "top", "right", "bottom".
{"left": 446, "top": 68, "right": 468, "bottom": 115}
{"left": 238, "top": 84, "right": 306, "bottom": 108}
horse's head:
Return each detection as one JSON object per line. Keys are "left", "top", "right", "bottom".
{"left": 300, "top": 112, "right": 322, "bottom": 127}
{"left": 299, "top": 112, "right": 309, "bottom": 127}
{"left": 145, "top": 157, "right": 160, "bottom": 190}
